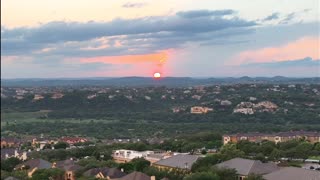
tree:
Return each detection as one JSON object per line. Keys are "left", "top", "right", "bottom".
{"left": 53, "top": 142, "right": 69, "bottom": 149}
{"left": 211, "top": 166, "right": 237, "bottom": 180}
{"left": 131, "top": 158, "right": 151, "bottom": 171}
{"left": 191, "top": 154, "right": 222, "bottom": 172}
{"left": 184, "top": 172, "right": 220, "bottom": 180}
{"left": 31, "top": 168, "right": 65, "bottom": 180}
{"left": 220, "top": 144, "right": 245, "bottom": 160}
{"left": 244, "top": 174, "right": 265, "bottom": 180}
{"left": 269, "top": 149, "right": 282, "bottom": 160}
{"left": 1, "top": 157, "right": 21, "bottom": 172}
{"left": 295, "top": 142, "right": 313, "bottom": 159}
{"left": 254, "top": 153, "right": 266, "bottom": 163}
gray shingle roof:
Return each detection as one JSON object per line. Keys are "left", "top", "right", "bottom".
{"left": 4, "top": 177, "right": 20, "bottom": 180}
{"left": 1, "top": 148, "right": 16, "bottom": 159}
{"left": 55, "top": 159, "right": 83, "bottom": 171}
{"left": 115, "top": 171, "right": 151, "bottom": 180}
{"left": 153, "top": 154, "right": 200, "bottom": 170}
{"left": 263, "top": 167, "right": 320, "bottom": 180}
{"left": 83, "top": 167, "right": 126, "bottom": 179}
{"left": 16, "top": 158, "right": 51, "bottom": 170}
{"left": 216, "top": 158, "right": 279, "bottom": 176}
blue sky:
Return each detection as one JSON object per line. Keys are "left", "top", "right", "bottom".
{"left": 1, "top": 0, "right": 319, "bottom": 78}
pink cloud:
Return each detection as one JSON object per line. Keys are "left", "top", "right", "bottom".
{"left": 63, "top": 49, "right": 175, "bottom": 77}
{"left": 232, "top": 36, "right": 320, "bottom": 65}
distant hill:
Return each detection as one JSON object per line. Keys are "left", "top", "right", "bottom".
{"left": 1, "top": 77, "right": 320, "bottom": 87}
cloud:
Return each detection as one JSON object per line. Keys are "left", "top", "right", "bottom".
{"left": 176, "top": 9, "right": 235, "bottom": 18}
{"left": 1, "top": 9, "right": 256, "bottom": 58}
{"left": 280, "top": 12, "right": 296, "bottom": 24}
{"left": 122, "top": 2, "right": 147, "bottom": 8}
{"left": 243, "top": 57, "right": 320, "bottom": 68}
{"left": 232, "top": 36, "right": 320, "bottom": 64}
{"left": 262, "top": 12, "right": 280, "bottom": 21}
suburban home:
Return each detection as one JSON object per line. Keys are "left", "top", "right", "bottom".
{"left": 223, "top": 131, "right": 320, "bottom": 145}
{"left": 83, "top": 167, "right": 126, "bottom": 179}
{"left": 190, "top": 106, "right": 213, "bottom": 114}
{"left": 112, "top": 149, "right": 167, "bottom": 163}
{"left": 113, "top": 171, "right": 155, "bottom": 180}
{"left": 33, "top": 94, "right": 44, "bottom": 101}
{"left": 15, "top": 158, "right": 52, "bottom": 177}
{"left": 263, "top": 167, "right": 320, "bottom": 180}
{"left": 60, "top": 137, "right": 88, "bottom": 145}
{"left": 4, "top": 176, "right": 20, "bottom": 180}
{"left": 32, "top": 137, "right": 58, "bottom": 150}
{"left": 51, "top": 93, "right": 64, "bottom": 99}
{"left": 1, "top": 137, "right": 21, "bottom": 148}
{"left": 215, "top": 158, "right": 279, "bottom": 180}
{"left": 152, "top": 154, "right": 200, "bottom": 171}
{"left": 1, "top": 148, "right": 28, "bottom": 161}
{"left": 53, "top": 159, "right": 83, "bottom": 180}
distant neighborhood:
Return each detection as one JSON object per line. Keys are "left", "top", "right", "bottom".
{"left": 1, "top": 130, "right": 320, "bottom": 179}
{"left": 1, "top": 83, "right": 320, "bottom": 179}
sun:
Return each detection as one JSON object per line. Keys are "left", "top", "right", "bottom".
{"left": 153, "top": 72, "right": 161, "bottom": 78}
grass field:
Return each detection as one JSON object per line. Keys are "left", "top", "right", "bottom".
{"left": 1, "top": 111, "right": 119, "bottom": 127}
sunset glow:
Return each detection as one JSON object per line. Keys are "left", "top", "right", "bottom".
{"left": 153, "top": 72, "right": 161, "bottom": 79}
{"left": 1, "top": 0, "right": 319, "bottom": 78}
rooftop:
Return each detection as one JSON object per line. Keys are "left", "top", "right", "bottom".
{"left": 216, "top": 158, "right": 279, "bottom": 176}
{"left": 263, "top": 167, "right": 320, "bottom": 180}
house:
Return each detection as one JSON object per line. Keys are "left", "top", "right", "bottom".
{"left": 1, "top": 137, "right": 21, "bottom": 148}
{"left": 263, "top": 167, "right": 320, "bottom": 180}
{"left": 53, "top": 159, "right": 83, "bottom": 180}
{"left": 83, "top": 167, "right": 126, "bottom": 179}
{"left": 233, "top": 101, "right": 278, "bottom": 114}
{"left": 222, "top": 131, "right": 320, "bottom": 145}
{"left": 220, "top": 100, "right": 232, "bottom": 106}
{"left": 190, "top": 106, "right": 213, "bottom": 114}
{"left": 191, "top": 95, "right": 201, "bottom": 100}
{"left": 114, "top": 171, "right": 155, "bottom": 180}
{"left": 112, "top": 149, "right": 158, "bottom": 163}
{"left": 15, "top": 158, "right": 52, "bottom": 177}
{"left": 32, "top": 137, "right": 58, "bottom": 150}
{"left": 87, "top": 94, "right": 97, "bottom": 99}
{"left": 33, "top": 94, "right": 44, "bottom": 101}
{"left": 215, "top": 158, "right": 279, "bottom": 180}
{"left": 51, "top": 93, "right": 64, "bottom": 99}
{"left": 4, "top": 177, "right": 20, "bottom": 180}
{"left": 146, "top": 152, "right": 173, "bottom": 164}
{"left": 1, "top": 148, "right": 28, "bottom": 161}
{"left": 152, "top": 154, "right": 200, "bottom": 171}
{"left": 60, "top": 137, "right": 88, "bottom": 145}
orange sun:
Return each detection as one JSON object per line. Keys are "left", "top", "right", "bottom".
{"left": 153, "top": 72, "right": 161, "bottom": 78}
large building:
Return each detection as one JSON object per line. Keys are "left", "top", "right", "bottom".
{"left": 190, "top": 106, "right": 213, "bottom": 114}
{"left": 112, "top": 149, "right": 171, "bottom": 163}
{"left": 263, "top": 167, "right": 320, "bottom": 180}
{"left": 223, "top": 131, "right": 320, "bottom": 145}
{"left": 152, "top": 154, "right": 200, "bottom": 171}
{"left": 215, "top": 158, "right": 280, "bottom": 180}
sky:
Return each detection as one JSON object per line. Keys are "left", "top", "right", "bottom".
{"left": 1, "top": 0, "right": 320, "bottom": 78}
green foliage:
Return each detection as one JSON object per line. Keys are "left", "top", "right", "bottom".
{"left": 31, "top": 168, "right": 65, "bottom": 180}
{"left": 118, "top": 158, "right": 150, "bottom": 173}
{"left": 1, "top": 170, "right": 10, "bottom": 180}
{"left": 7, "top": 171, "right": 29, "bottom": 180}
{"left": 2, "top": 84, "right": 320, "bottom": 138}
{"left": 131, "top": 158, "right": 151, "bottom": 171}
{"left": 184, "top": 171, "right": 220, "bottom": 180}
{"left": 220, "top": 144, "right": 245, "bottom": 160}
{"left": 211, "top": 166, "right": 237, "bottom": 180}
{"left": 1, "top": 157, "right": 21, "bottom": 172}
{"left": 244, "top": 174, "right": 265, "bottom": 180}
{"left": 53, "top": 142, "right": 69, "bottom": 149}
{"left": 191, "top": 154, "right": 222, "bottom": 172}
